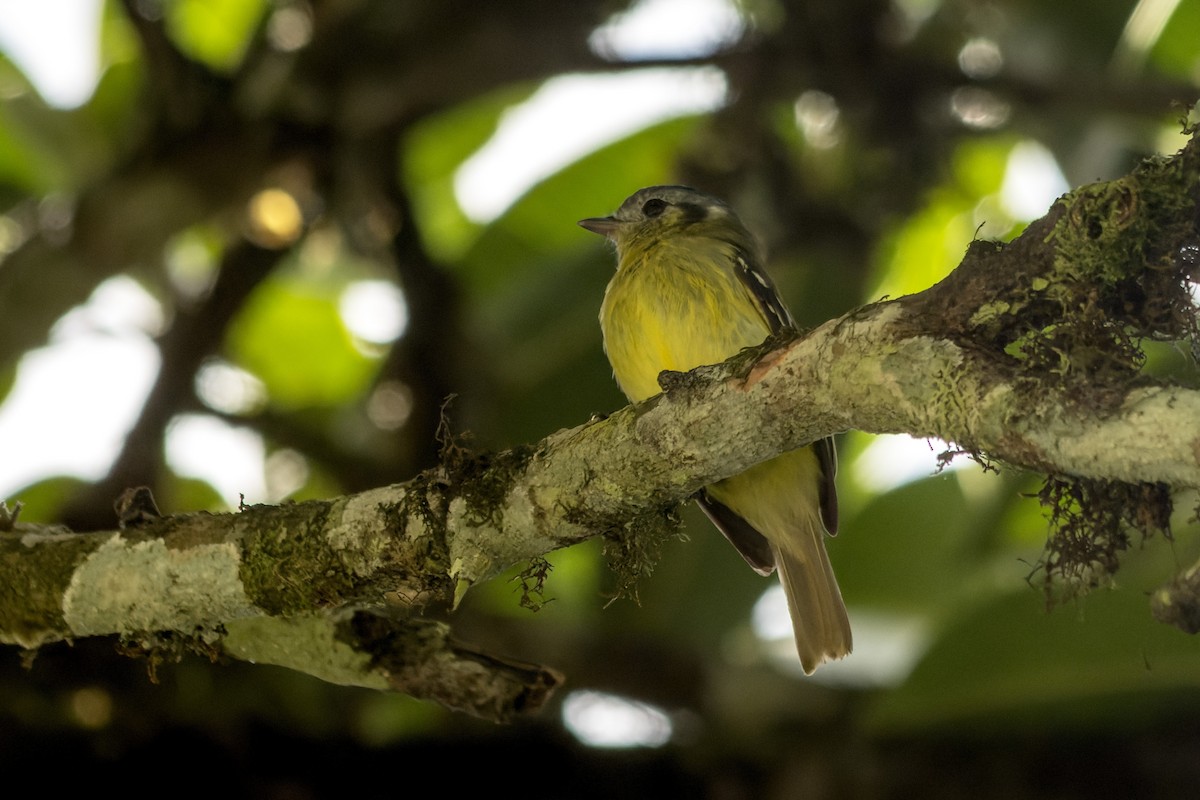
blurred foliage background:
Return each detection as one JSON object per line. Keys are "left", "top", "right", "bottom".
{"left": 1, "top": 0, "right": 1199, "bottom": 796}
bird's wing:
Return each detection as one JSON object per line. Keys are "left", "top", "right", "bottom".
{"left": 732, "top": 247, "right": 839, "bottom": 536}
{"left": 696, "top": 491, "right": 776, "bottom": 575}
{"left": 732, "top": 250, "right": 794, "bottom": 332}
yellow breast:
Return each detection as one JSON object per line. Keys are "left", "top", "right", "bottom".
{"left": 599, "top": 239, "right": 771, "bottom": 403}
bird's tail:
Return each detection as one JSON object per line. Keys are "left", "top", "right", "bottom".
{"left": 706, "top": 449, "right": 852, "bottom": 674}
{"left": 773, "top": 512, "right": 852, "bottom": 674}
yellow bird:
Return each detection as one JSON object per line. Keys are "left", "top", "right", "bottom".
{"left": 579, "top": 185, "right": 851, "bottom": 673}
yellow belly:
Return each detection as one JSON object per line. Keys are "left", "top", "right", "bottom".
{"left": 599, "top": 246, "right": 770, "bottom": 403}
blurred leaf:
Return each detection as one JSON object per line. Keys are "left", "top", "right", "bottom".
{"left": 1002, "top": 0, "right": 1133, "bottom": 67}
{"left": 281, "top": 455, "right": 346, "bottom": 505}
{"left": 228, "top": 273, "right": 379, "bottom": 410}
{"left": 872, "top": 136, "right": 1018, "bottom": 299}
{"left": 74, "top": 0, "right": 146, "bottom": 154}
{"left": 831, "top": 472, "right": 1027, "bottom": 617}
{"left": 100, "top": 0, "right": 143, "bottom": 64}
{"left": 3, "top": 476, "right": 89, "bottom": 524}
{"left": 0, "top": 20, "right": 145, "bottom": 198}
{"left": 0, "top": 361, "right": 15, "bottom": 408}
{"left": 0, "top": 94, "right": 69, "bottom": 196}
{"left": 165, "top": 0, "right": 268, "bottom": 72}
{"left": 401, "top": 84, "right": 533, "bottom": 262}
{"left": 78, "top": 59, "right": 144, "bottom": 158}
{"left": 354, "top": 692, "right": 451, "bottom": 747}
{"left": 460, "top": 538, "right": 605, "bottom": 620}
{"left": 0, "top": 50, "right": 34, "bottom": 100}
{"left": 1141, "top": 339, "right": 1200, "bottom": 385}
{"left": 1148, "top": 0, "right": 1200, "bottom": 79}
{"left": 459, "top": 115, "right": 702, "bottom": 295}
{"left": 873, "top": 186, "right": 972, "bottom": 298}
{"left": 159, "top": 473, "right": 229, "bottom": 515}
{"left": 952, "top": 135, "right": 1015, "bottom": 198}
{"left": 868, "top": 584, "right": 1200, "bottom": 734}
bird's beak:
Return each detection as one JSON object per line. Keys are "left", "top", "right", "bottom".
{"left": 578, "top": 215, "right": 619, "bottom": 240}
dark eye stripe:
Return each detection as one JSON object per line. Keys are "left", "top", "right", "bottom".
{"left": 677, "top": 202, "right": 707, "bottom": 224}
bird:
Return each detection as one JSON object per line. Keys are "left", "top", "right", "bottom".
{"left": 578, "top": 185, "right": 851, "bottom": 673}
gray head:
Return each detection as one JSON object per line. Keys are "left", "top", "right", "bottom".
{"left": 578, "top": 185, "right": 747, "bottom": 248}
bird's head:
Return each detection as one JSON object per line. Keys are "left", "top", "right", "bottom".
{"left": 578, "top": 185, "right": 748, "bottom": 254}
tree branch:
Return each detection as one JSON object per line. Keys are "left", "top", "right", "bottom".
{"left": 2, "top": 127, "right": 1197, "bottom": 721}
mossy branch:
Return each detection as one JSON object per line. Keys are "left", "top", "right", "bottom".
{"left": 1, "top": 129, "right": 1197, "bottom": 720}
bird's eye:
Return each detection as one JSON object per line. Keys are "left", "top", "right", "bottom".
{"left": 641, "top": 198, "right": 667, "bottom": 218}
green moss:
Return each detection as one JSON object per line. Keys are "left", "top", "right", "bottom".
{"left": 374, "top": 414, "right": 543, "bottom": 603}
{"left": 389, "top": 473, "right": 449, "bottom": 568}
{"left": 1034, "top": 476, "right": 1173, "bottom": 604}
{"left": 428, "top": 400, "right": 539, "bottom": 532}
{"left": 998, "top": 160, "right": 1197, "bottom": 413}
{"left": 600, "top": 504, "right": 685, "bottom": 606}
{"left": 237, "top": 500, "right": 361, "bottom": 614}
{"left": 949, "top": 135, "right": 1199, "bottom": 605}
{"left": 457, "top": 445, "right": 538, "bottom": 529}
{"left": 0, "top": 529, "right": 108, "bottom": 647}
{"left": 1050, "top": 177, "right": 1146, "bottom": 284}
{"left": 969, "top": 300, "right": 1011, "bottom": 327}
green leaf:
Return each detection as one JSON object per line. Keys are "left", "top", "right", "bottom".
{"left": 458, "top": 115, "right": 702, "bottom": 294}
{"left": 831, "top": 468, "right": 1037, "bottom": 618}
{"left": 165, "top": 0, "right": 268, "bottom": 73}
{"left": 952, "top": 135, "right": 1016, "bottom": 198}
{"left": 871, "top": 135, "right": 1023, "bottom": 300}
{"left": 159, "top": 473, "right": 228, "bottom": 515}
{"left": 459, "top": 539, "right": 605, "bottom": 621}
{"left": 0, "top": 91, "right": 69, "bottom": 195}
{"left": 1, "top": 476, "right": 88, "bottom": 524}
{"left": 0, "top": 360, "right": 16, "bottom": 407}
{"left": 1147, "top": 0, "right": 1200, "bottom": 79}
{"left": 227, "top": 274, "right": 379, "bottom": 410}
{"left": 401, "top": 84, "right": 534, "bottom": 262}
{"left": 868, "top": 584, "right": 1200, "bottom": 734}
